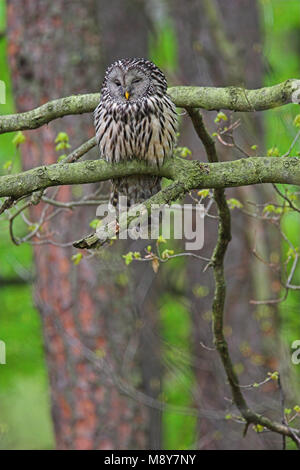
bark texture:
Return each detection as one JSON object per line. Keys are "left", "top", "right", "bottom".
{"left": 6, "top": 0, "right": 152, "bottom": 449}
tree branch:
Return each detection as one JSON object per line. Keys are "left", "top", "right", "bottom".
{"left": 188, "top": 109, "right": 300, "bottom": 446}
{"left": 1, "top": 79, "right": 299, "bottom": 134}
{"left": 0, "top": 156, "right": 299, "bottom": 200}
{"left": 0, "top": 94, "right": 99, "bottom": 134}
{"left": 1, "top": 78, "right": 300, "bottom": 443}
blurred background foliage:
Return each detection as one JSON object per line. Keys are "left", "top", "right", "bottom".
{"left": 0, "top": 0, "right": 299, "bottom": 449}
{"left": 261, "top": 0, "right": 300, "bottom": 344}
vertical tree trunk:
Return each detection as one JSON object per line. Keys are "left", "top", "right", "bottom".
{"left": 170, "top": 0, "right": 279, "bottom": 449}
{"left": 6, "top": 0, "right": 156, "bottom": 449}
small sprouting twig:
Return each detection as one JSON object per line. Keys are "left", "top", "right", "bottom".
{"left": 60, "top": 136, "right": 97, "bottom": 164}
{"left": 282, "top": 129, "right": 300, "bottom": 157}
{"left": 272, "top": 184, "right": 300, "bottom": 214}
{"left": 186, "top": 107, "right": 300, "bottom": 446}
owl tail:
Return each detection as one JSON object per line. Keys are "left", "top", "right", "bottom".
{"left": 110, "top": 175, "right": 161, "bottom": 210}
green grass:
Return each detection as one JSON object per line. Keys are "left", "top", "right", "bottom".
{"left": 0, "top": 286, "right": 54, "bottom": 449}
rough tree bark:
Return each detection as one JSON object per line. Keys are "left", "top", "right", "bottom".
{"left": 6, "top": 0, "right": 154, "bottom": 450}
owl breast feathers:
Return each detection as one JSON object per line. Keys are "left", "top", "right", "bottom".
{"left": 94, "top": 58, "right": 178, "bottom": 208}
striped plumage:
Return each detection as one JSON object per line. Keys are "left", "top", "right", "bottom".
{"left": 94, "top": 58, "right": 177, "bottom": 208}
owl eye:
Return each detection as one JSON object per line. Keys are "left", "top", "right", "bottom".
{"left": 114, "top": 80, "right": 121, "bottom": 86}
{"left": 132, "top": 78, "right": 142, "bottom": 84}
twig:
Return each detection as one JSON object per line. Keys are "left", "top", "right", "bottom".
{"left": 272, "top": 184, "right": 300, "bottom": 214}
{"left": 282, "top": 129, "right": 300, "bottom": 157}
{"left": 60, "top": 136, "right": 97, "bottom": 164}
{"left": 187, "top": 108, "right": 300, "bottom": 446}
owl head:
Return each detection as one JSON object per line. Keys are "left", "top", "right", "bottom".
{"left": 101, "top": 58, "right": 167, "bottom": 104}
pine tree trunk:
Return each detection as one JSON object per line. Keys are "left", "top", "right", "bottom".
{"left": 6, "top": 0, "right": 154, "bottom": 449}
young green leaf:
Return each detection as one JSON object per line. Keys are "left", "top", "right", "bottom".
{"left": 12, "top": 131, "right": 26, "bottom": 147}
{"left": 214, "top": 112, "right": 228, "bottom": 123}
{"left": 71, "top": 253, "right": 83, "bottom": 265}
{"left": 227, "top": 198, "right": 243, "bottom": 210}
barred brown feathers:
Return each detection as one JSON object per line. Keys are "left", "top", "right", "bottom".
{"left": 94, "top": 58, "right": 177, "bottom": 208}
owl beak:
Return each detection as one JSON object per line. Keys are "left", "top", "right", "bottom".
{"left": 125, "top": 90, "right": 130, "bottom": 100}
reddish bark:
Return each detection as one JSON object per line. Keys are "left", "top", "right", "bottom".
{"left": 6, "top": 0, "right": 152, "bottom": 449}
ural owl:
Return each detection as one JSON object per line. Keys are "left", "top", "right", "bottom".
{"left": 94, "top": 58, "right": 178, "bottom": 209}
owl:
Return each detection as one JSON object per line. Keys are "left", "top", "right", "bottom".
{"left": 94, "top": 58, "right": 178, "bottom": 210}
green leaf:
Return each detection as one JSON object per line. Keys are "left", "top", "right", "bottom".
{"left": 286, "top": 191, "right": 297, "bottom": 202}
{"left": 55, "top": 142, "right": 71, "bottom": 152}
{"left": 227, "top": 198, "right": 243, "bottom": 210}
{"left": 161, "top": 249, "right": 174, "bottom": 259}
{"left": 2, "top": 160, "right": 12, "bottom": 170}
{"left": 263, "top": 204, "right": 276, "bottom": 214}
{"left": 174, "top": 146, "right": 192, "bottom": 158}
{"left": 55, "top": 132, "right": 69, "bottom": 143}
{"left": 28, "top": 224, "right": 38, "bottom": 232}
{"left": 12, "top": 131, "right": 26, "bottom": 147}
{"left": 253, "top": 424, "right": 264, "bottom": 433}
{"left": 122, "top": 252, "right": 134, "bottom": 265}
{"left": 214, "top": 112, "right": 228, "bottom": 123}
{"left": 157, "top": 235, "right": 167, "bottom": 244}
{"left": 71, "top": 253, "right": 83, "bottom": 265}
{"left": 251, "top": 144, "right": 258, "bottom": 150}
{"left": 89, "top": 219, "right": 100, "bottom": 229}
{"left": 197, "top": 189, "right": 210, "bottom": 198}
{"left": 267, "top": 371, "right": 279, "bottom": 381}
{"left": 267, "top": 146, "right": 280, "bottom": 157}
{"left": 179, "top": 147, "right": 192, "bottom": 158}
{"left": 287, "top": 247, "right": 299, "bottom": 259}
